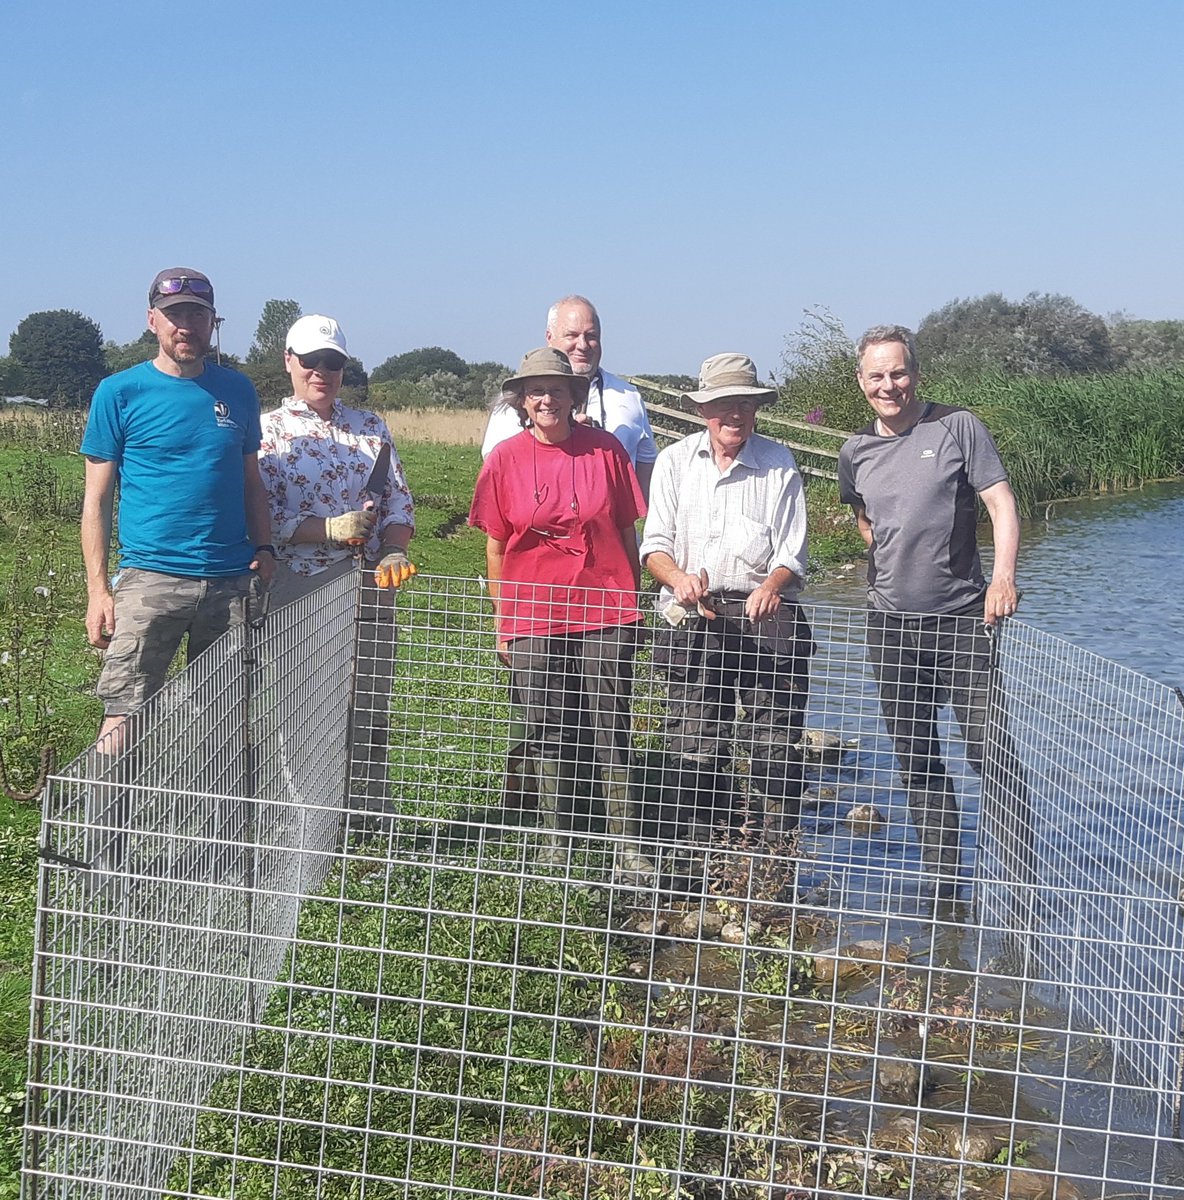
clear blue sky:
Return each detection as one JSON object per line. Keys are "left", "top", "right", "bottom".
{"left": 2, "top": 0, "right": 1181, "bottom": 378}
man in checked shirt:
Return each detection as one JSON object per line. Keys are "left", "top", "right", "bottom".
{"left": 640, "top": 353, "right": 814, "bottom": 841}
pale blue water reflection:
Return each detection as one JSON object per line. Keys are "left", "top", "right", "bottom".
{"left": 809, "top": 480, "right": 1184, "bottom": 687}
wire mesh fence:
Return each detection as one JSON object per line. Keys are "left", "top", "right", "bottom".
{"left": 23, "top": 570, "right": 1184, "bottom": 1199}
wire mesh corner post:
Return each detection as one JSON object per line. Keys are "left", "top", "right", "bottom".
{"left": 23, "top": 572, "right": 1184, "bottom": 1199}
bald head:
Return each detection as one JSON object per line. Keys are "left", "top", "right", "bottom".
{"left": 545, "top": 295, "right": 602, "bottom": 377}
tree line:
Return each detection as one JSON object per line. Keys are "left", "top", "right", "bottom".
{"left": 3, "top": 292, "right": 1183, "bottom": 412}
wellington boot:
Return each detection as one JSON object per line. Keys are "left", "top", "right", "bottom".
{"left": 604, "top": 767, "right": 655, "bottom": 888}
{"left": 534, "top": 758, "right": 569, "bottom": 871}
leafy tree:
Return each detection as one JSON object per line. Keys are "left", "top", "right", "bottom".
{"left": 632, "top": 373, "right": 699, "bottom": 393}
{"left": 917, "top": 292, "right": 1113, "bottom": 377}
{"left": 9, "top": 309, "right": 107, "bottom": 406}
{"left": 103, "top": 330, "right": 157, "bottom": 375}
{"left": 247, "top": 299, "right": 302, "bottom": 365}
{"left": 370, "top": 346, "right": 468, "bottom": 385}
{"left": 1107, "top": 314, "right": 1184, "bottom": 371}
{"left": 0, "top": 355, "right": 25, "bottom": 397}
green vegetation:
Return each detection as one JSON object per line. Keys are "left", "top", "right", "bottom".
{"left": 7, "top": 310, "right": 106, "bottom": 406}
{"left": 776, "top": 308, "right": 1184, "bottom": 517}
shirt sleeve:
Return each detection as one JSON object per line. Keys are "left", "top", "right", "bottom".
{"left": 956, "top": 411, "right": 1009, "bottom": 494}
{"left": 837, "top": 439, "right": 862, "bottom": 508}
{"left": 378, "top": 434, "right": 416, "bottom": 531}
{"left": 80, "top": 377, "right": 123, "bottom": 462}
{"left": 638, "top": 448, "right": 677, "bottom": 564}
{"left": 768, "top": 465, "right": 808, "bottom": 583}
{"left": 468, "top": 454, "right": 512, "bottom": 541}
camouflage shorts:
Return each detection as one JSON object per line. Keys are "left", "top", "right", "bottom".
{"left": 96, "top": 568, "right": 252, "bottom": 716}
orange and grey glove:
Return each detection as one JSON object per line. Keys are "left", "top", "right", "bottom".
{"left": 325, "top": 510, "right": 377, "bottom": 544}
{"left": 375, "top": 549, "right": 417, "bottom": 589}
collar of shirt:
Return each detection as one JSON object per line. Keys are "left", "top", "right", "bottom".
{"left": 284, "top": 395, "right": 343, "bottom": 422}
{"left": 693, "top": 429, "right": 761, "bottom": 478}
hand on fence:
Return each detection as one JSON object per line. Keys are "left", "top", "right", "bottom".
{"left": 326, "top": 510, "right": 377, "bottom": 544}
{"left": 374, "top": 550, "right": 417, "bottom": 590}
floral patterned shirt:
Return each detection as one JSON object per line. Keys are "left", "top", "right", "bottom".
{"left": 258, "top": 397, "right": 415, "bottom": 577}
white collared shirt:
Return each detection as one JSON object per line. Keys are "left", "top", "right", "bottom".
{"left": 640, "top": 430, "right": 807, "bottom": 647}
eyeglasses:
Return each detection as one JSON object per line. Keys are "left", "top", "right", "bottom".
{"left": 151, "top": 276, "right": 214, "bottom": 303}
{"left": 525, "top": 385, "right": 571, "bottom": 400}
{"left": 295, "top": 350, "right": 347, "bottom": 372}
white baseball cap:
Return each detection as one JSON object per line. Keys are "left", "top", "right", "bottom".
{"left": 286, "top": 314, "right": 348, "bottom": 356}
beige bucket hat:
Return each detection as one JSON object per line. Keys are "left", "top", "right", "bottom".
{"left": 502, "top": 347, "right": 591, "bottom": 405}
{"left": 681, "top": 352, "right": 778, "bottom": 407}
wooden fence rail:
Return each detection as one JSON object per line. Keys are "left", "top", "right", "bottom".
{"left": 627, "top": 376, "right": 847, "bottom": 483}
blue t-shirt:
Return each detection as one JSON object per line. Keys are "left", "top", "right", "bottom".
{"left": 81, "top": 360, "right": 262, "bottom": 578}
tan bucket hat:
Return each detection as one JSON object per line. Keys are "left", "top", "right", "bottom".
{"left": 681, "top": 352, "right": 777, "bottom": 407}
{"left": 502, "top": 347, "right": 591, "bottom": 405}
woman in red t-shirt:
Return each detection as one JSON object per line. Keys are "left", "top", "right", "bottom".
{"left": 469, "top": 347, "right": 653, "bottom": 885}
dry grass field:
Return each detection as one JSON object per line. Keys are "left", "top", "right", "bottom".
{"left": 377, "top": 406, "right": 488, "bottom": 445}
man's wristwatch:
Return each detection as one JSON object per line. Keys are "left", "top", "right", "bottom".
{"left": 254, "top": 544, "right": 277, "bottom": 557}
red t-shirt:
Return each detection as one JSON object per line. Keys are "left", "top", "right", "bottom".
{"left": 469, "top": 425, "right": 646, "bottom": 641}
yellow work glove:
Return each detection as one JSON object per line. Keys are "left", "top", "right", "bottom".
{"left": 325, "top": 510, "right": 377, "bottom": 544}
{"left": 375, "top": 550, "right": 417, "bottom": 590}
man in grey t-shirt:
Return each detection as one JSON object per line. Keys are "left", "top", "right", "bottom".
{"left": 838, "top": 324, "right": 1027, "bottom": 905}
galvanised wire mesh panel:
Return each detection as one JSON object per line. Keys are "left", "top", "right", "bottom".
{"left": 24, "top": 571, "right": 1184, "bottom": 1199}
{"left": 25, "top": 571, "right": 356, "bottom": 1199}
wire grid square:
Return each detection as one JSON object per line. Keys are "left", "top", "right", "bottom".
{"left": 24, "top": 571, "right": 1184, "bottom": 1199}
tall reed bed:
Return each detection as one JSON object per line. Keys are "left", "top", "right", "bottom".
{"left": 927, "top": 369, "right": 1184, "bottom": 515}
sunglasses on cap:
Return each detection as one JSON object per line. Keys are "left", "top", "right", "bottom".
{"left": 295, "top": 350, "right": 347, "bottom": 372}
{"left": 151, "top": 276, "right": 214, "bottom": 303}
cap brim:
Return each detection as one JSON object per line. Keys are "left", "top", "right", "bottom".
{"left": 288, "top": 339, "right": 348, "bottom": 357}
{"left": 154, "top": 293, "right": 215, "bottom": 312}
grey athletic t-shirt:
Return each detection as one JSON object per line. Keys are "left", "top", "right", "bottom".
{"left": 838, "top": 403, "right": 1009, "bottom": 614}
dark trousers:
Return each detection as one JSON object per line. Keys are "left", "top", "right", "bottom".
{"left": 866, "top": 604, "right": 1033, "bottom": 886}
{"left": 657, "top": 603, "right": 813, "bottom": 825}
{"left": 507, "top": 624, "right": 639, "bottom": 770}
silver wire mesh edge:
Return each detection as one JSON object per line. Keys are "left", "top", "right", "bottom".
{"left": 24, "top": 570, "right": 1184, "bottom": 1199}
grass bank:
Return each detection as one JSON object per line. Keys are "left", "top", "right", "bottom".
{"left": 774, "top": 365, "right": 1184, "bottom": 518}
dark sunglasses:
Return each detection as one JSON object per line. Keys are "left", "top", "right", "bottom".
{"left": 295, "top": 350, "right": 347, "bottom": 372}
{"left": 151, "top": 276, "right": 214, "bottom": 303}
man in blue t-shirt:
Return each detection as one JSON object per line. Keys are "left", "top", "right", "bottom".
{"left": 81, "top": 267, "right": 275, "bottom": 755}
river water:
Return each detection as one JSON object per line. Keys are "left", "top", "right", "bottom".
{"left": 789, "top": 481, "right": 1184, "bottom": 1187}
{"left": 808, "top": 480, "right": 1184, "bottom": 688}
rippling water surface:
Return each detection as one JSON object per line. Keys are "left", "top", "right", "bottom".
{"left": 809, "top": 480, "right": 1184, "bottom": 687}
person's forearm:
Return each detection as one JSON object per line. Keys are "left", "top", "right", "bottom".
{"left": 380, "top": 523, "right": 413, "bottom": 553}
{"left": 485, "top": 540, "right": 506, "bottom": 611}
{"left": 81, "top": 463, "right": 115, "bottom": 591}
{"left": 642, "top": 551, "right": 683, "bottom": 591}
{"left": 82, "top": 497, "right": 111, "bottom": 586}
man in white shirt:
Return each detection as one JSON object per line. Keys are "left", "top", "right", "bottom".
{"left": 641, "top": 353, "right": 813, "bottom": 841}
{"left": 481, "top": 295, "right": 659, "bottom": 497}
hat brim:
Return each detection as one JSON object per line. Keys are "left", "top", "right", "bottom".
{"left": 154, "top": 293, "right": 215, "bottom": 313}
{"left": 502, "top": 371, "right": 591, "bottom": 405}
{"left": 682, "top": 384, "right": 777, "bottom": 408}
